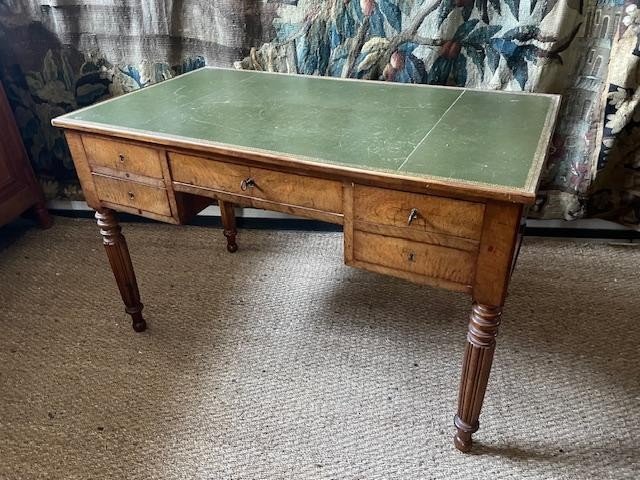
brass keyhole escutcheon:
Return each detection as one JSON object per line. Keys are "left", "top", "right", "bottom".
{"left": 240, "top": 177, "right": 256, "bottom": 191}
{"left": 407, "top": 208, "right": 419, "bottom": 225}
{"left": 407, "top": 252, "right": 416, "bottom": 262}
{"left": 118, "top": 153, "right": 125, "bottom": 162}
{"left": 128, "top": 191, "right": 135, "bottom": 200}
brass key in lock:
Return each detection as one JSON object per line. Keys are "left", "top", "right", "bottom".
{"left": 240, "top": 177, "right": 256, "bottom": 191}
{"left": 407, "top": 208, "right": 419, "bottom": 225}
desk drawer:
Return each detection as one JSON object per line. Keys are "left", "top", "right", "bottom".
{"left": 83, "top": 136, "right": 164, "bottom": 179}
{"left": 353, "top": 230, "right": 475, "bottom": 285}
{"left": 169, "top": 153, "right": 343, "bottom": 213}
{"left": 170, "top": 153, "right": 251, "bottom": 192}
{"left": 354, "top": 185, "right": 484, "bottom": 240}
{"left": 249, "top": 165, "right": 342, "bottom": 213}
{"left": 93, "top": 174, "right": 172, "bottom": 217}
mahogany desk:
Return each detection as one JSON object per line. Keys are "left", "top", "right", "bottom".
{"left": 52, "top": 67, "right": 560, "bottom": 452}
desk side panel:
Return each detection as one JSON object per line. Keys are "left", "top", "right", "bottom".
{"left": 64, "top": 131, "right": 99, "bottom": 208}
{"left": 472, "top": 201, "right": 523, "bottom": 305}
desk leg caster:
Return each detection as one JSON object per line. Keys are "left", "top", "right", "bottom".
{"left": 219, "top": 200, "right": 238, "bottom": 253}
{"left": 453, "top": 416, "right": 477, "bottom": 453}
{"left": 224, "top": 233, "right": 238, "bottom": 253}
{"left": 96, "top": 209, "right": 146, "bottom": 332}
{"left": 129, "top": 308, "right": 147, "bottom": 332}
{"left": 454, "top": 302, "right": 502, "bottom": 453}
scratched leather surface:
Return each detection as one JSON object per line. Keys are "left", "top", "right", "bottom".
{"left": 61, "top": 68, "right": 555, "bottom": 191}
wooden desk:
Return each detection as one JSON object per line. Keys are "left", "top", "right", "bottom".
{"left": 52, "top": 68, "right": 560, "bottom": 453}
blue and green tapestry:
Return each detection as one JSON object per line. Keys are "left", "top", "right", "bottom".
{"left": 0, "top": 0, "right": 638, "bottom": 226}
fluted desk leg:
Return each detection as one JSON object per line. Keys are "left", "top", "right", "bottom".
{"left": 454, "top": 303, "right": 502, "bottom": 452}
{"left": 453, "top": 201, "right": 522, "bottom": 452}
{"left": 95, "top": 208, "right": 146, "bottom": 332}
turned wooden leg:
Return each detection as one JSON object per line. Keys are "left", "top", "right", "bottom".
{"left": 454, "top": 302, "right": 502, "bottom": 452}
{"left": 219, "top": 200, "right": 238, "bottom": 253}
{"left": 95, "top": 209, "right": 146, "bottom": 332}
{"left": 452, "top": 201, "right": 522, "bottom": 452}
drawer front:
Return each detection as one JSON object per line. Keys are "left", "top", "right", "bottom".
{"left": 353, "top": 230, "right": 475, "bottom": 285}
{"left": 93, "top": 174, "right": 172, "bottom": 217}
{"left": 354, "top": 185, "right": 484, "bottom": 240}
{"left": 83, "top": 136, "right": 164, "bottom": 179}
{"left": 169, "top": 153, "right": 343, "bottom": 213}
{"left": 249, "top": 166, "right": 343, "bottom": 213}
{"left": 170, "top": 153, "right": 251, "bottom": 192}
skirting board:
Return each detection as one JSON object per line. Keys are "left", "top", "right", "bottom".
{"left": 46, "top": 200, "right": 639, "bottom": 238}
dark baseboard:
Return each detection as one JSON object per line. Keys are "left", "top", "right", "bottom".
{"left": 48, "top": 209, "right": 640, "bottom": 239}
{"left": 522, "top": 227, "right": 639, "bottom": 240}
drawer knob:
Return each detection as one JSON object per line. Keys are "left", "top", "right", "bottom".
{"left": 240, "top": 177, "right": 256, "bottom": 191}
{"left": 128, "top": 191, "right": 135, "bottom": 200}
{"left": 407, "top": 208, "right": 419, "bottom": 225}
{"left": 118, "top": 153, "right": 126, "bottom": 163}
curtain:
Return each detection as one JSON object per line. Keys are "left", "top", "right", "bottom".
{"left": 0, "top": 1, "right": 637, "bottom": 227}
{"left": 0, "top": 0, "right": 280, "bottom": 199}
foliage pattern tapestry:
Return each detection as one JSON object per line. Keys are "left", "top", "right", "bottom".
{"left": 0, "top": 0, "right": 638, "bottom": 226}
{"left": 0, "top": 0, "right": 279, "bottom": 200}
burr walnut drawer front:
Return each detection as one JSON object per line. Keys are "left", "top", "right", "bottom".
{"left": 82, "top": 135, "right": 165, "bottom": 179}
{"left": 353, "top": 230, "right": 476, "bottom": 285}
{"left": 169, "top": 153, "right": 343, "bottom": 213}
{"left": 354, "top": 185, "right": 485, "bottom": 240}
{"left": 92, "top": 174, "right": 172, "bottom": 217}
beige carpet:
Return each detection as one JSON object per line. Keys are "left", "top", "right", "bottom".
{"left": 0, "top": 217, "right": 638, "bottom": 480}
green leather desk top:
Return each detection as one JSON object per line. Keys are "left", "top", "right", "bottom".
{"left": 53, "top": 67, "right": 559, "bottom": 198}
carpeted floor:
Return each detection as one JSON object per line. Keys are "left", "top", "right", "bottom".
{"left": 0, "top": 217, "right": 638, "bottom": 480}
